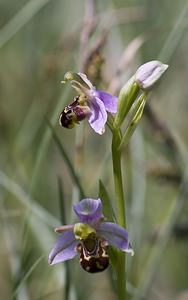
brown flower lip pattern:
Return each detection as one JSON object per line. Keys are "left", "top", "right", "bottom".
{"left": 49, "top": 198, "right": 134, "bottom": 273}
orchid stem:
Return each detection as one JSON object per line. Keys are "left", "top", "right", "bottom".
{"left": 112, "top": 126, "right": 126, "bottom": 300}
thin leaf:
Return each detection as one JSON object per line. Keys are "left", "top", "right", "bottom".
{"left": 57, "top": 178, "right": 71, "bottom": 300}
{"left": 30, "top": 85, "right": 69, "bottom": 194}
{"left": 158, "top": 2, "right": 188, "bottom": 62}
{"left": 98, "top": 179, "right": 116, "bottom": 222}
{"left": 0, "top": 170, "right": 58, "bottom": 228}
{"left": 0, "top": 0, "right": 55, "bottom": 49}
{"left": 11, "top": 256, "right": 44, "bottom": 300}
{"left": 47, "top": 120, "right": 85, "bottom": 199}
{"left": 57, "top": 177, "right": 66, "bottom": 225}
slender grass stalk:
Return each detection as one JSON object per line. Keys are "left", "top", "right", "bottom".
{"left": 30, "top": 86, "right": 69, "bottom": 194}
{"left": 57, "top": 178, "right": 67, "bottom": 225}
{"left": 0, "top": 170, "right": 59, "bottom": 228}
{"left": 47, "top": 120, "right": 86, "bottom": 199}
{"left": 0, "top": 0, "right": 54, "bottom": 49}
{"left": 99, "top": 179, "right": 116, "bottom": 222}
{"left": 11, "top": 256, "right": 44, "bottom": 300}
{"left": 72, "top": 123, "right": 85, "bottom": 203}
{"left": 158, "top": 2, "right": 188, "bottom": 62}
{"left": 1, "top": 204, "right": 30, "bottom": 300}
{"left": 128, "top": 129, "right": 146, "bottom": 283}
{"left": 57, "top": 178, "right": 71, "bottom": 300}
{"left": 112, "top": 126, "right": 126, "bottom": 300}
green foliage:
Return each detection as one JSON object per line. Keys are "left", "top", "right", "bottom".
{"left": 99, "top": 180, "right": 116, "bottom": 223}
{"left": 0, "top": 0, "right": 188, "bottom": 300}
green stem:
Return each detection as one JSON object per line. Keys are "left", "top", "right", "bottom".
{"left": 112, "top": 127, "right": 126, "bottom": 300}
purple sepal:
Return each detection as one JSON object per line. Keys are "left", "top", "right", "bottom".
{"left": 97, "top": 222, "right": 133, "bottom": 254}
{"left": 48, "top": 231, "right": 78, "bottom": 265}
{"left": 73, "top": 198, "right": 103, "bottom": 224}
{"left": 88, "top": 97, "right": 107, "bottom": 134}
{"left": 96, "top": 90, "right": 118, "bottom": 114}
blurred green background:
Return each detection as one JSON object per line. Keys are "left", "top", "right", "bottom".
{"left": 0, "top": 0, "right": 188, "bottom": 299}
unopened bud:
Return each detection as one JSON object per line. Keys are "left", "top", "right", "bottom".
{"left": 135, "top": 60, "right": 168, "bottom": 90}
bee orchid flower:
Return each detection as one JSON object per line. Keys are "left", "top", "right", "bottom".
{"left": 49, "top": 198, "right": 134, "bottom": 273}
{"left": 59, "top": 72, "right": 118, "bottom": 134}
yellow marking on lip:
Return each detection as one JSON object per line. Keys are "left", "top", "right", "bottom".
{"left": 74, "top": 223, "right": 96, "bottom": 240}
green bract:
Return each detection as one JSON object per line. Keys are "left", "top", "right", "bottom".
{"left": 114, "top": 76, "right": 140, "bottom": 129}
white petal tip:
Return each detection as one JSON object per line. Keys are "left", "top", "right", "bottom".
{"left": 126, "top": 247, "right": 134, "bottom": 256}
{"left": 98, "top": 127, "right": 105, "bottom": 135}
{"left": 163, "top": 64, "right": 169, "bottom": 70}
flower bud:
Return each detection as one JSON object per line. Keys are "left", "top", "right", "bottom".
{"left": 114, "top": 76, "right": 140, "bottom": 128}
{"left": 135, "top": 60, "right": 168, "bottom": 90}
{"left": 119, "top": 93, "right": 147, "bottom": 148}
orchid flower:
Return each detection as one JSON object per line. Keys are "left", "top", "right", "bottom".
{"left": 59, "top": 72, "right": 118, "bottom": 134}
{"left": 49, "top": 198, "right": 134, "bottom": 273}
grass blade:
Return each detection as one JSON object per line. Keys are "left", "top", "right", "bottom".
{"left": 0, "top": 0, "right": 54, "bottom": 48}
{"left": 30, "top": 86, "right": 69, "bottom": 194}
{"left": 98, "top": 179, "right": 116, "bottom": 222}
{"left": 0, "top": 170, "right": 59, "bottom": 228}
{"left": 11, "top": 256, "right": 44, "bottom": 300}
{"left": 57, "top": 178, "right": 71, "bottom": 300}
{"left": 159, "top": 2, "right": 188, "bottom": 62}
{"left": 47, "top": 120, "right": 86, "bottom": 199}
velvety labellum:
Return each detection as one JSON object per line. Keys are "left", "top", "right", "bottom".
{"left": 77, "top": 237, "right": 109, "bottom": 273}
{"left": 59, "top": 96, "right": 86, "bottom": 128}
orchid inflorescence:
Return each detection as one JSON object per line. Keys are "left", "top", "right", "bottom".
{"left": 49, "top": 60, "right": 168, "bottom": 275}
{"left": 59, "top": 60, "right": 168, "bottom": 135}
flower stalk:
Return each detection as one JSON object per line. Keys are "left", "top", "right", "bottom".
{"left": 112, "top": 128, "right": 125, "bottom": 227}
{"left": 110, "top": 60, "right": 168, "bottom": 299}
{"left": 112, "top": 126, "right": 127, "bottom": 300}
